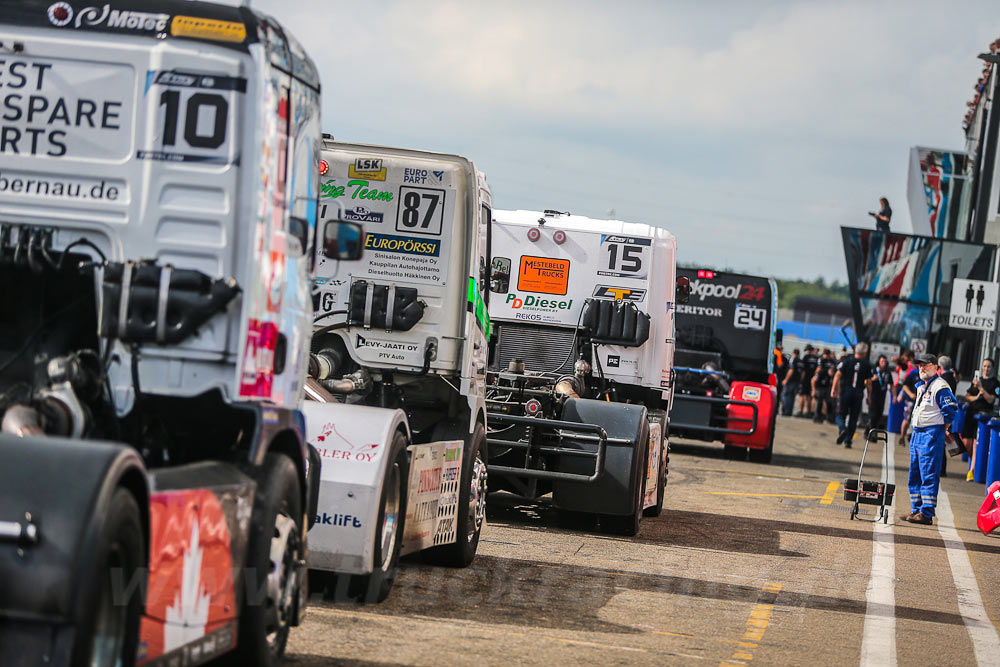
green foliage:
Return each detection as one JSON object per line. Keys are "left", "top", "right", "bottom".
{"left": 773, "top": 277, "right": 850, "bottom": 309}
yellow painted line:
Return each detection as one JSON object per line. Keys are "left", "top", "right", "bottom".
{"left": 688, "top": 466, "right": 836, "bottom": 483}
{"left": 820, "top": 480, "right": 839, "bottom": 505}
{"left": 706, "top": 491, "right": 825, "bottom": 499}
{"left": 721, "top": 582, "right": 782, "bottom": 666}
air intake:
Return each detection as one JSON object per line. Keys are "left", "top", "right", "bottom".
{"left": 491, "top": 323, "right": 576, "bottom": 374}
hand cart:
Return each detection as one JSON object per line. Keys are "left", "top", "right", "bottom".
{"left": 844, "top": 428, "right": 895, "bottom": 523}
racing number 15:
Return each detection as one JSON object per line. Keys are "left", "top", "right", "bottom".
{"left": 607, "top": 244, "right": 643, "bottom": 273}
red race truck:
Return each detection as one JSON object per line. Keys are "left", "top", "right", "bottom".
{"left": 669, "top": 269, "right": 779, "bottom": 463}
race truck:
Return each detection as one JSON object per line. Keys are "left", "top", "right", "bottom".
{"left": 670, "top": 268, "right": 779, "bottom": 463}
{"left": 0, "top": 3, "right": 332, "bottom": 665}
{"left": 304, "top": 140, "right": 491, "bottom": 601}
{"left": 485, "top": 210, "right": 688, "bottom": 535}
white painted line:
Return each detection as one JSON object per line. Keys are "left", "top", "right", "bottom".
{"left": 935, "top": 490, "right": 1000, "bottom": 666}
{"left": 860, "top": 432, "right": 896, "bottom": 667}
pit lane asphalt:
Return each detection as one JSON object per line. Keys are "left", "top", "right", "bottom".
{"left": 287, "top": 415, "right": 1000, "bottom": 666}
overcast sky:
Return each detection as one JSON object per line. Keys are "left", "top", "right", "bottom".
{"left": 246, "top": 0, "right": 998, "bottom": 282}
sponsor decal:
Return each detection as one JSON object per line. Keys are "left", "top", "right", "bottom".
{"left": 138, "top": 489, "right": 237, "bottom": 665}
{"left": 312, "top": 421, "right": 382, "bottom": 462}
{"left": 171, "top": 15, "right": 247, "bottom": 43}
{"left": 342, "top": 206, "right": 383, "bottom": 224}
{"left": 47, "top": 2, "right": 73, "bottom": 26}
{"left": 73, "top": 4, "right": 170, "bottom": 31}
{"left": 593, "top": 285, "right": 646, "bottom": 302}
{"left": 321, "top": 178, "right": 393, "bottom": 202}
{"left": 239, "top": 319, "right": 277, "bottom": 399}
{"left": 688, "top": 279, "right": 768, "bottom": 303}
{"left": 355, "top": 334, "right": 420, "bottom": 353}
{"left": 504, "top": 292, "right": 573, "bottom": 311}
{"left": 364, "top": 232, "right": 440, "bottom": 257}
{"left": 600, "top": 235, "right": 653, "bottom": 246}
{"left": 314, "top": 512, "right": 363, "bottom": 528}
{"left": 660, "top": 379, "right": 672, "bottom": 388}
{"left": 742, "top": 386, "right": 762, "bottom": 401}
{"left": 607, "top": 355, "right": 621, "bottom": 368}
{"left": 356, "top": 334, "right": 420, "bottom": 362}
{"left": 517, "top": 255, "right": 570, "bottom": 295}
{"left": 403, "top": 167, "right": 444, "bottom": 184}
{"left": 676, "top": 304, "right": 723, "bottom": 317}
{"left": 348, "top": 158, "right": 387, "bottom": 181}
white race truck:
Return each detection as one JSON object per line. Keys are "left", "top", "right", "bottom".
{"left": 486, "top": 210, "right": 688, "bottom": 535}
{"left": 304, "top": 140, "right": 492, "bottom": 601}
{"left": 0, "top": 3, "right": 334, "bottom": 665}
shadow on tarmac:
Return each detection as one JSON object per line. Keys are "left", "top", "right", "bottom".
{"left": 362, "top": 553, "right": 973, "bottom": 634}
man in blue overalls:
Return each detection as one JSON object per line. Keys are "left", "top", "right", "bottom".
{"left": 901, "top": 353, "right": 958, "bottom": 525}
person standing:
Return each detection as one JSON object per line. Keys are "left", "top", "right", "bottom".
{"left": 798, "top": 345, "right": 819, "bottom": 417}
{"left": 782, "top": 348, "right": 802, "bottom": 416}
{"left": 868, "top": 355, "right": 891, "bottom": 430}
{"left": 870, "top": 197, "right": 892, "bottom": 233}
{"left": 901, "top": 353, "right": 958, "bottom": 525}
{"left": 832, "top": 343, "right": 874, "bottom": 447}
{"left": 773, "top": 344, "right": 786, "bottom": 406}
{"left": 962, "top": 358, "right": 1000, "bottom": 481}
{"left": 812, "top": 349, "right": 836, "bottom": 423}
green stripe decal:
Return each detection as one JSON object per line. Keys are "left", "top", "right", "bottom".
{"left": 467, "top": 278, "right": 491, "bottom": 338}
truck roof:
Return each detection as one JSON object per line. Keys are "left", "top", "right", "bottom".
{"left": 4, "top": 0, "right": 269, "bottom": 54}
{"left": 494, "top": 209, "right": 675, "bottom": 242}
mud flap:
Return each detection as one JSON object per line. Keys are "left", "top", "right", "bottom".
{"left": 401, "top": 441, "right": 464, "bottom": 555}
{"left": 551, "top": 398, "right": 648, "bottom": 516}
{"left": 642, "top": 420, "right": 663, "bottom": 510}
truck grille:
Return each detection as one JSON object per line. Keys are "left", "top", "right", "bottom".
{"left": 491, "top": 323, "right": 576, "bottom": 374}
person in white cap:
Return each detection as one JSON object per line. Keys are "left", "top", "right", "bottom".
{"left": 901, "top": 353, "right": 958, "bottom": 525}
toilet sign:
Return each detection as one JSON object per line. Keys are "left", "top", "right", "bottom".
{"left": 949, "top": 279, "right": 998, "bottom": 331}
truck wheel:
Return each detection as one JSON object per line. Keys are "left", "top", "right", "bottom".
{"left": 353, "top": 431, "right": 408, "bottom": 603}
{"left": 233, "top": 452, "right": 303, "bottom": 667}
{"left": 75, "top": 487, "right": 144, "bottom": 667}
{"left": 423, "top": 423, "right": 487, "bottom": 567}
{"left": 723, "top": 444, "right": 746, "bottom": 460}
{"left": 748, "top": 418, "right": 775, "bottom": 464}
{"left": 600, "top": 421, "right": 649, "bottom": 536}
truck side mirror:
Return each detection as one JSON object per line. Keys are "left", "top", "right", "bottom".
{"left": 676, "top": 276, "right": 691, "bottom": 304}
{"left": 321, "top": 221, "right": 364, "bottom": 261}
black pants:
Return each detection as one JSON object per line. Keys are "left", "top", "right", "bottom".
{"left": 838, "top": 389, "right": 864, "bottom": 444}
{"left": 814, "top": 386, "right": 831, "bottom": 421}
{"left": 869, "top": 396, "right": 885, "bottom": 430}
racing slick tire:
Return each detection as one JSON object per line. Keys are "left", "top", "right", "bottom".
{"left": 600, "top": 420, "right": 649, "bottom": 536}
{"left": 75, "top": 487, "right": 145, "bottom": 667}
{"left": 423, "top": 423, "right": 488, "bottom": 567}
{"left": 232, "top": 452, "right": 303, "bottom": 667}
{"left": 353, "top": 431, "right": 408, "bottom": 603}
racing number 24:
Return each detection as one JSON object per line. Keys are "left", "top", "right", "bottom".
{"left": 607, "top": 244, "right": 643, "bottom": 273}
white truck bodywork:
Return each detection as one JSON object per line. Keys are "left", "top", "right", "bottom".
{"left": 305, "top": 143, "right": 492, "bottom": 575}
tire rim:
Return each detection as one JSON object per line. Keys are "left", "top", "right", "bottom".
{"left": 265, "top": 512, "right": 299, "bottom": 651}
{"left": 379, "top": 461, "right": 401, "bottom": 571}
{"left": 90, "top": 547, "right": 126, "bottom": 667}
{"left": 467, "top": 453, "right": 488, "bottom": 543}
